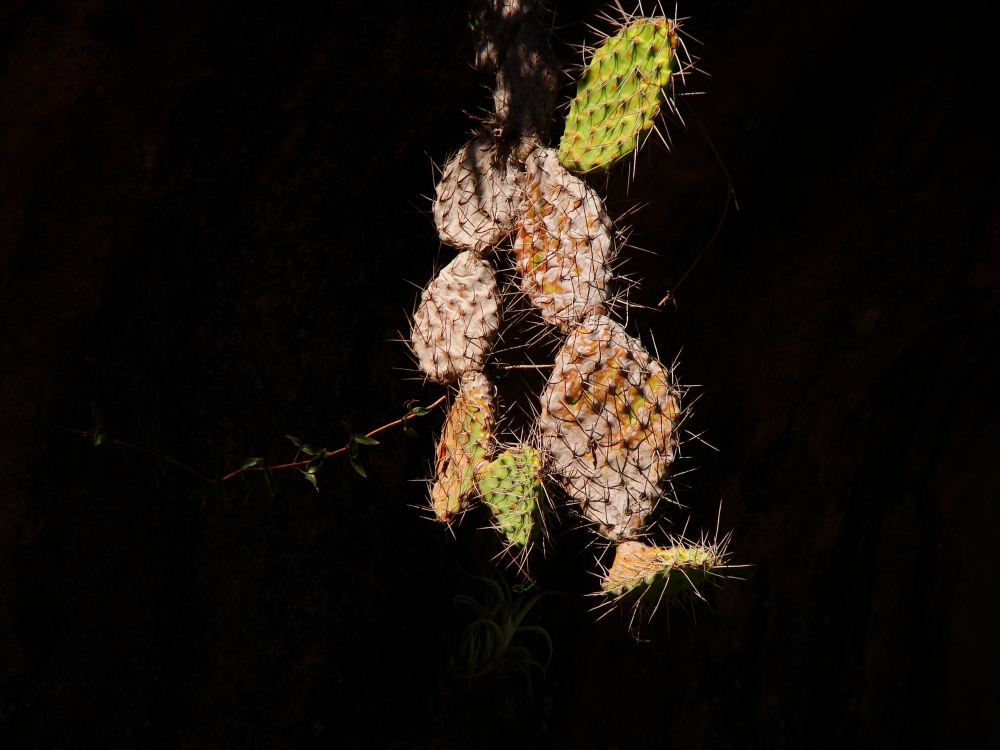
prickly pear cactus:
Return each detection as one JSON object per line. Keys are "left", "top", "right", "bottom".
{"left": 558, "top": 17, "right": 680, "bottom": 174}
{"left": 431, "top": 371, "right": 495, "bottom": 522}
{"left": 411, "top": 2, "right": 733, "bottom": 632}
{"left": 411, "top": 250, "right": 500, "bottom": 384}
{"left": 477, "top": 445, "right": 544, "bottom": 549}
{"left": 539, "top": 313, "right": 682, "bottom": 540}
{"left": 434, "top": 137, "right": 520, "bottom": 255}
{"left": 515, "top": 147, "right": 613, "bottom": 331}
{"left": 601, "top": 540, "right": 718, "bottom": 601}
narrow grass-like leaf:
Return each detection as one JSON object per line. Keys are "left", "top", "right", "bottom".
{"left": 92, "top": 401, "right": 106, "bottom": 428}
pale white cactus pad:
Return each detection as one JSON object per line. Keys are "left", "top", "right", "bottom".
{"left": 411, "top": 251, "right": 500, "bottom": 384}
{"left": 539, "top": 314, "right": 682, "bottom": 540}
{"left": 434, "top": 137, "right": 519, "bottom": 255}
{"left": 514, "top": 147, "right": 612, "bottom": 332}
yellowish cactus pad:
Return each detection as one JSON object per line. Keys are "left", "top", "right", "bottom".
{"left": 431, "top": 371, "right": 495, "bottom": 522}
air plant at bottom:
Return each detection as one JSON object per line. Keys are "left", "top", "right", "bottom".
{"left": 450, "top": 571, "right": 566, "bottom": 711}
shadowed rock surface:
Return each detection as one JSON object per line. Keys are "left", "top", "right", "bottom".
{"left": 2, "top": 1, "right": 998, "bottom": 747}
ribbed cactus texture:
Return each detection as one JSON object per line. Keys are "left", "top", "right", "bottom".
{"left": 559, "top": 17, "right": 680, "bottom": 173}
{"left": 411, "top": 251, "right": 500, "bottom": 384}
{"left": 410, "top": 2, "right": 728, "bottom": 626}
{"left": 434, "top": 137, "right": 520, "bottom": 256}
{"left": 478, "top": 445, "right": 544, "bottom": 549}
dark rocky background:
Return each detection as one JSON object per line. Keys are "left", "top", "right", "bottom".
{"left": 2, "top": 0, "right": 998, "bottom": 747}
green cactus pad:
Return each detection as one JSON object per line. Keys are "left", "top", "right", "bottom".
{"left": 477, "top": 446, "right": 544, "bottom": 549}
{"left": 558, "top": 17, "right": 679, "bottom": 174}
{"left": 601, "top": 540, "right": 717, "bottom": 601}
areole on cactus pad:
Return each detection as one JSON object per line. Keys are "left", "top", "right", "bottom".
{"left": 558, "top": 16, "right": 680, "bottom": 174}
{"left": 477, "top": 445, "right": 544, "bottom": 550}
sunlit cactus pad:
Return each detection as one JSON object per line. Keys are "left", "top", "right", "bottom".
{"left": 431, "top": 371, "right": 495, "bottom": 522}
{"left": 539, "top": 314, "right": 682, "bottom": 540}
{"left": 434, "top": 137, "right": 519, "bottom": 255}
{"left": 411, "top": 251, "right": 499, "bottom": 384}
{"left": 558, "top": 17, "right": 679, "bottom": 174}
{"left": 601, "top": 540, "right": 717, "bottom": 600}
{"left": 477, "top": 445, "right": 544, "bottom": 549}
{"left": 515, "top": 148, "right": 612, "bottom": 331}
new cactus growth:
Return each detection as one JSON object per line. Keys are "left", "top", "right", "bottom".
{"left": 558, "top": 16, "right": 680, "bottom": 174}
{"left": 539, "top": 314, "right": 682, "bottom": 540}
{"left": 411, "top": 250, "right": 500, "bottom": 384}
{"left": 431, "top": 371, "right": 495, "bottom": 521}
{"left": 434, "top": 137, "right": 520, "bottom": 255}
{"left": 477, "top": 445, "right": 544, "bottom": 549}
{"left": 600, "top": 540, "right": 719, "bottom": 601}
{"left": 515, "top": 147, "right": 613, "bottom": 331}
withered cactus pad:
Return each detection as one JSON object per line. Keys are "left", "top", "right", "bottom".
{"left": 539, "top": 314, "right": 682, "bottom": 539}
{"left": 411, "top": 251, "right": 500, "bottom": 384}
{"left": 515, "top": 147, "right": 613, "bottom": 332}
